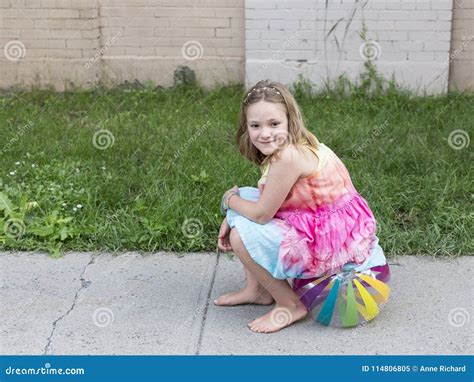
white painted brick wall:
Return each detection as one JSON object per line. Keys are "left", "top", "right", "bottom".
{"left": 0, "top": 0, "right": 245, "bottom": 90}
{"left": 245, "top": 0, "right": 455, "bottom": 94}
{"left": 0, "top": 0, "right": 471, "bottom": 93}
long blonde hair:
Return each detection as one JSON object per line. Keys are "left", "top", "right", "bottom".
{"left": 235, "top": 80, "right": 320, "bottom": 171}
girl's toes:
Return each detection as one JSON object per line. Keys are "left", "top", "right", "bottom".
{"left": 250, "top": 325, "right": 261, "bottom": 333}
{"left": 250, "top": 322, "right": 264, "bottom": 333}
{"left": 214, "top": 298, "right": 224, "bottom": 305}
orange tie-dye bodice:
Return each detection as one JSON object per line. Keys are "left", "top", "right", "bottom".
{"left": 257, "top": 143, "right": 357, "bottom": 212}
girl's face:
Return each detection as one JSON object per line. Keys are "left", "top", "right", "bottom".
{"left": 246, "top": 100, "right": 289, "bottom": 155}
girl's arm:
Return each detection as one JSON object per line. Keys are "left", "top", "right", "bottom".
{"left": 227, "top": 195, "right": 262, "bottom": 223}
{"left": 228, "top": 147, "right": 302, "bottom": 224}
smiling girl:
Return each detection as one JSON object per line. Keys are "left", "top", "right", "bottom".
{"left": 215, "top": 80, "right": 387, "bottom": 334}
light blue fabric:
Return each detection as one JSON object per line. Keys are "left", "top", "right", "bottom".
{"left": 226, "top": 187, "right": 289, "bottom": 279}
{"left": 225, "top": 186, "right": 387, "bottom": 280}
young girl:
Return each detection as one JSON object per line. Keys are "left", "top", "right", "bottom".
{"left": 215, "top": 80, "right": 387, "bottom": 334}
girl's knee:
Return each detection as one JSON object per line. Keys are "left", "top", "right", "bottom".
{"left": 229, "top": 228, "right": 242, "bottom": 248}
{"left": 230, "top": 228, "right": 250, "bottom": 256}
{"left": 229, "top": 229, "right": 254, "bottom": 264}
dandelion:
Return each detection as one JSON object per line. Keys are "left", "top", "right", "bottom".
{"left": 9, "top": 171, "right": 15, "bottom": 176}
{"left": 76, "top": 204, "right": 83, "bottom": 209}
{"left": 101, "top": 166, "right": 106, "bottom": 170}
{"left": 75, "top": 168, "right": 80, "bottom": 173}
{"left": 62, "top": 202, "right": 67, "bottom": 207}
{"left": 73, "top": 207, "right": 77, "bottom": 212}
{"left": 15, "top": 161, "right": 20, "bottom": 165}
{"left": 32, "top": 164, "right": 37, "bottom": 168}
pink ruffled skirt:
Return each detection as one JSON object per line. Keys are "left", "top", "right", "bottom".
{"left": 275, "top": 191, "right": 377, "bottom": 279}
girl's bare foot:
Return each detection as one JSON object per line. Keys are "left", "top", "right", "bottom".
{"left": 247, "top": 302, "right": 308, "bottom": 333}
{"left": 214, "top": 287, "right": 274, "bottom": 306}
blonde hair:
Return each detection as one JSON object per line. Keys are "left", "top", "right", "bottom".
{"left": 235, "top": 80, "right": 320, "bottom": 172}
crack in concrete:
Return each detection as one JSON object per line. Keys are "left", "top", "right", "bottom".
{"left": 194, "top": 252, "right": 220, "bottom": 355}
{"left": 43, "top": 256, "right": 95, "bottom": 355}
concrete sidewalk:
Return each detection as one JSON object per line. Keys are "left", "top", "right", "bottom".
{"left": 0, "top": 251, "right": 472, "bottom": 355}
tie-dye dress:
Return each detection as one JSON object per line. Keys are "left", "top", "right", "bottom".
{"left": 225, "top": 142, "right": 387, "bottom": 280}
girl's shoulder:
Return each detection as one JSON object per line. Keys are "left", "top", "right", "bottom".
{"left": 259, "top": 142, "right": 323, "bottom": 179}
{"left": 259, "top": 144, "right": 300, "bottom": 173}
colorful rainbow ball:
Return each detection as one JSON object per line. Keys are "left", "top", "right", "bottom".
{"left": 292, "top": 262, "right": 391, "bottom": 328}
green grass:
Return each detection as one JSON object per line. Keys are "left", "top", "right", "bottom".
{"left": 0, "top": 83, "right": 472, "bottom": 258}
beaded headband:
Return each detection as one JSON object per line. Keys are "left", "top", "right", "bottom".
{"left": 243, "top": 86, "right": 283, "bottom": 104}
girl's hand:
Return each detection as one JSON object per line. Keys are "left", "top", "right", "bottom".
{"left": 217, "top": 218, "right": 232, "bottom": 252}
{"left": 222, "top": 185, "right": 239, "bottom": 205}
